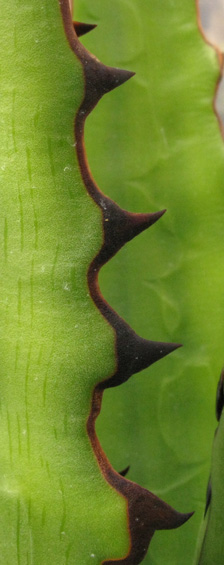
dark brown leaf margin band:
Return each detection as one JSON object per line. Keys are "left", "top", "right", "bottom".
{"left": 59, "top": 1, "right": 193, "bottom": 563}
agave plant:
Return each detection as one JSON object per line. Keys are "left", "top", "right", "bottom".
{"left": 0, "top": 0, "right": 224, "bottom": 563}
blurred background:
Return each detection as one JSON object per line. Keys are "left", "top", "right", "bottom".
{"left": 200, "top": 0, "right": 224, "bottom": 122}
{"left": 200, "top": 0, "right": 224, "bottom": 49}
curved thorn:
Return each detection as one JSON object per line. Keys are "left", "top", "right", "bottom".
{"left": 99, "top": 315, "right": 182, "bottom": 388}
{"left": 117, "top": 330, "right": 181, "bottom": 373}
{"left": 97, "top": 202, "right": 166, "bottom": 265}
{"left": 80, "top": 55, "right": 135, "bottom": 114}
{"left": 58, "top": 3, "right": 134, "bottom": 116}
{"left": 73, "top": 21, "right": 97, "bottom": 37}
{"left": 103, "top": 484, "right": 193, "bottom": 565}
{"left": 119, "top": 466, "right": 130, "bottom": 477}
{"left": 87, "top": 280, "right": 182, "bottom": 389}
{"left": 140, "top": 492, "right": 194, "bottom": 531}
{"left": 216, "top": 368, "right": 224, "bottom": 421}
{"left": 88, "top": 387, "right": 193, "bottom": 565}
{"left": 114, "top": 337, "right": 182, "bottom": 386}
{"left": 86, "top": 60, "right": 135, "bottom": 96}
{"left": 205, "top": 475, "right": 212, "bottom": 517}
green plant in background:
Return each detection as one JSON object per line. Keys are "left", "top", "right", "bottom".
{"left": 195, "top": 369, "right": 224, "bottom": 564}
{"left": 1, "top": 0, "right": 224, "bottom": 563}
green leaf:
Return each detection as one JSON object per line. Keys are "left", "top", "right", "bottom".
{"left": 2, "top": 0, "right": 224, "bottom": 562}
{"left": 0, "top": 2, "right": 128, "bottom": 562}
{"left": 0, "top": 1, "right": 191, "bottom": 563}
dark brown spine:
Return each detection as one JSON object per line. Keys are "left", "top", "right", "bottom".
{"left": 73, "top": 21, "right": 97, "bottom": 37}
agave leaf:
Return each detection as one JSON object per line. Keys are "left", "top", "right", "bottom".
{"left": 75, "top": 0, "right": 224, "bottom": 563}
{"left": 0, "top": 0, "right": 193, "bottom": 563}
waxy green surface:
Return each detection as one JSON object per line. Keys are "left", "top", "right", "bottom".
{"left": 75, "top": 1, "right": 224, "bottom": 563}
{"left": 0, "top": 2, "right": 129, "bottom": 563}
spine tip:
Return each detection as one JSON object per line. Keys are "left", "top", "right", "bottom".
{"left": 117, "top": 337, "right": 182, "bottom": 379}
{"left": 99, "top": 314, "right": 182, "bottom": 388}
{"left": 119, "top": 466, "right": 130, "bottom": 477}
{"left": 95, "top": 199, "right": 166, "bottom": 266}
{"left": 205, "top": 476, "right": 212, "bottom": 516}
{"left": 216, "top": 368, "right": 224, "bottom": 421}
{"left": 73, "top": 21, "right": 97, "bottom": 37}
{"left": 80, "top": 56, "right": 135, "bottom": 114}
